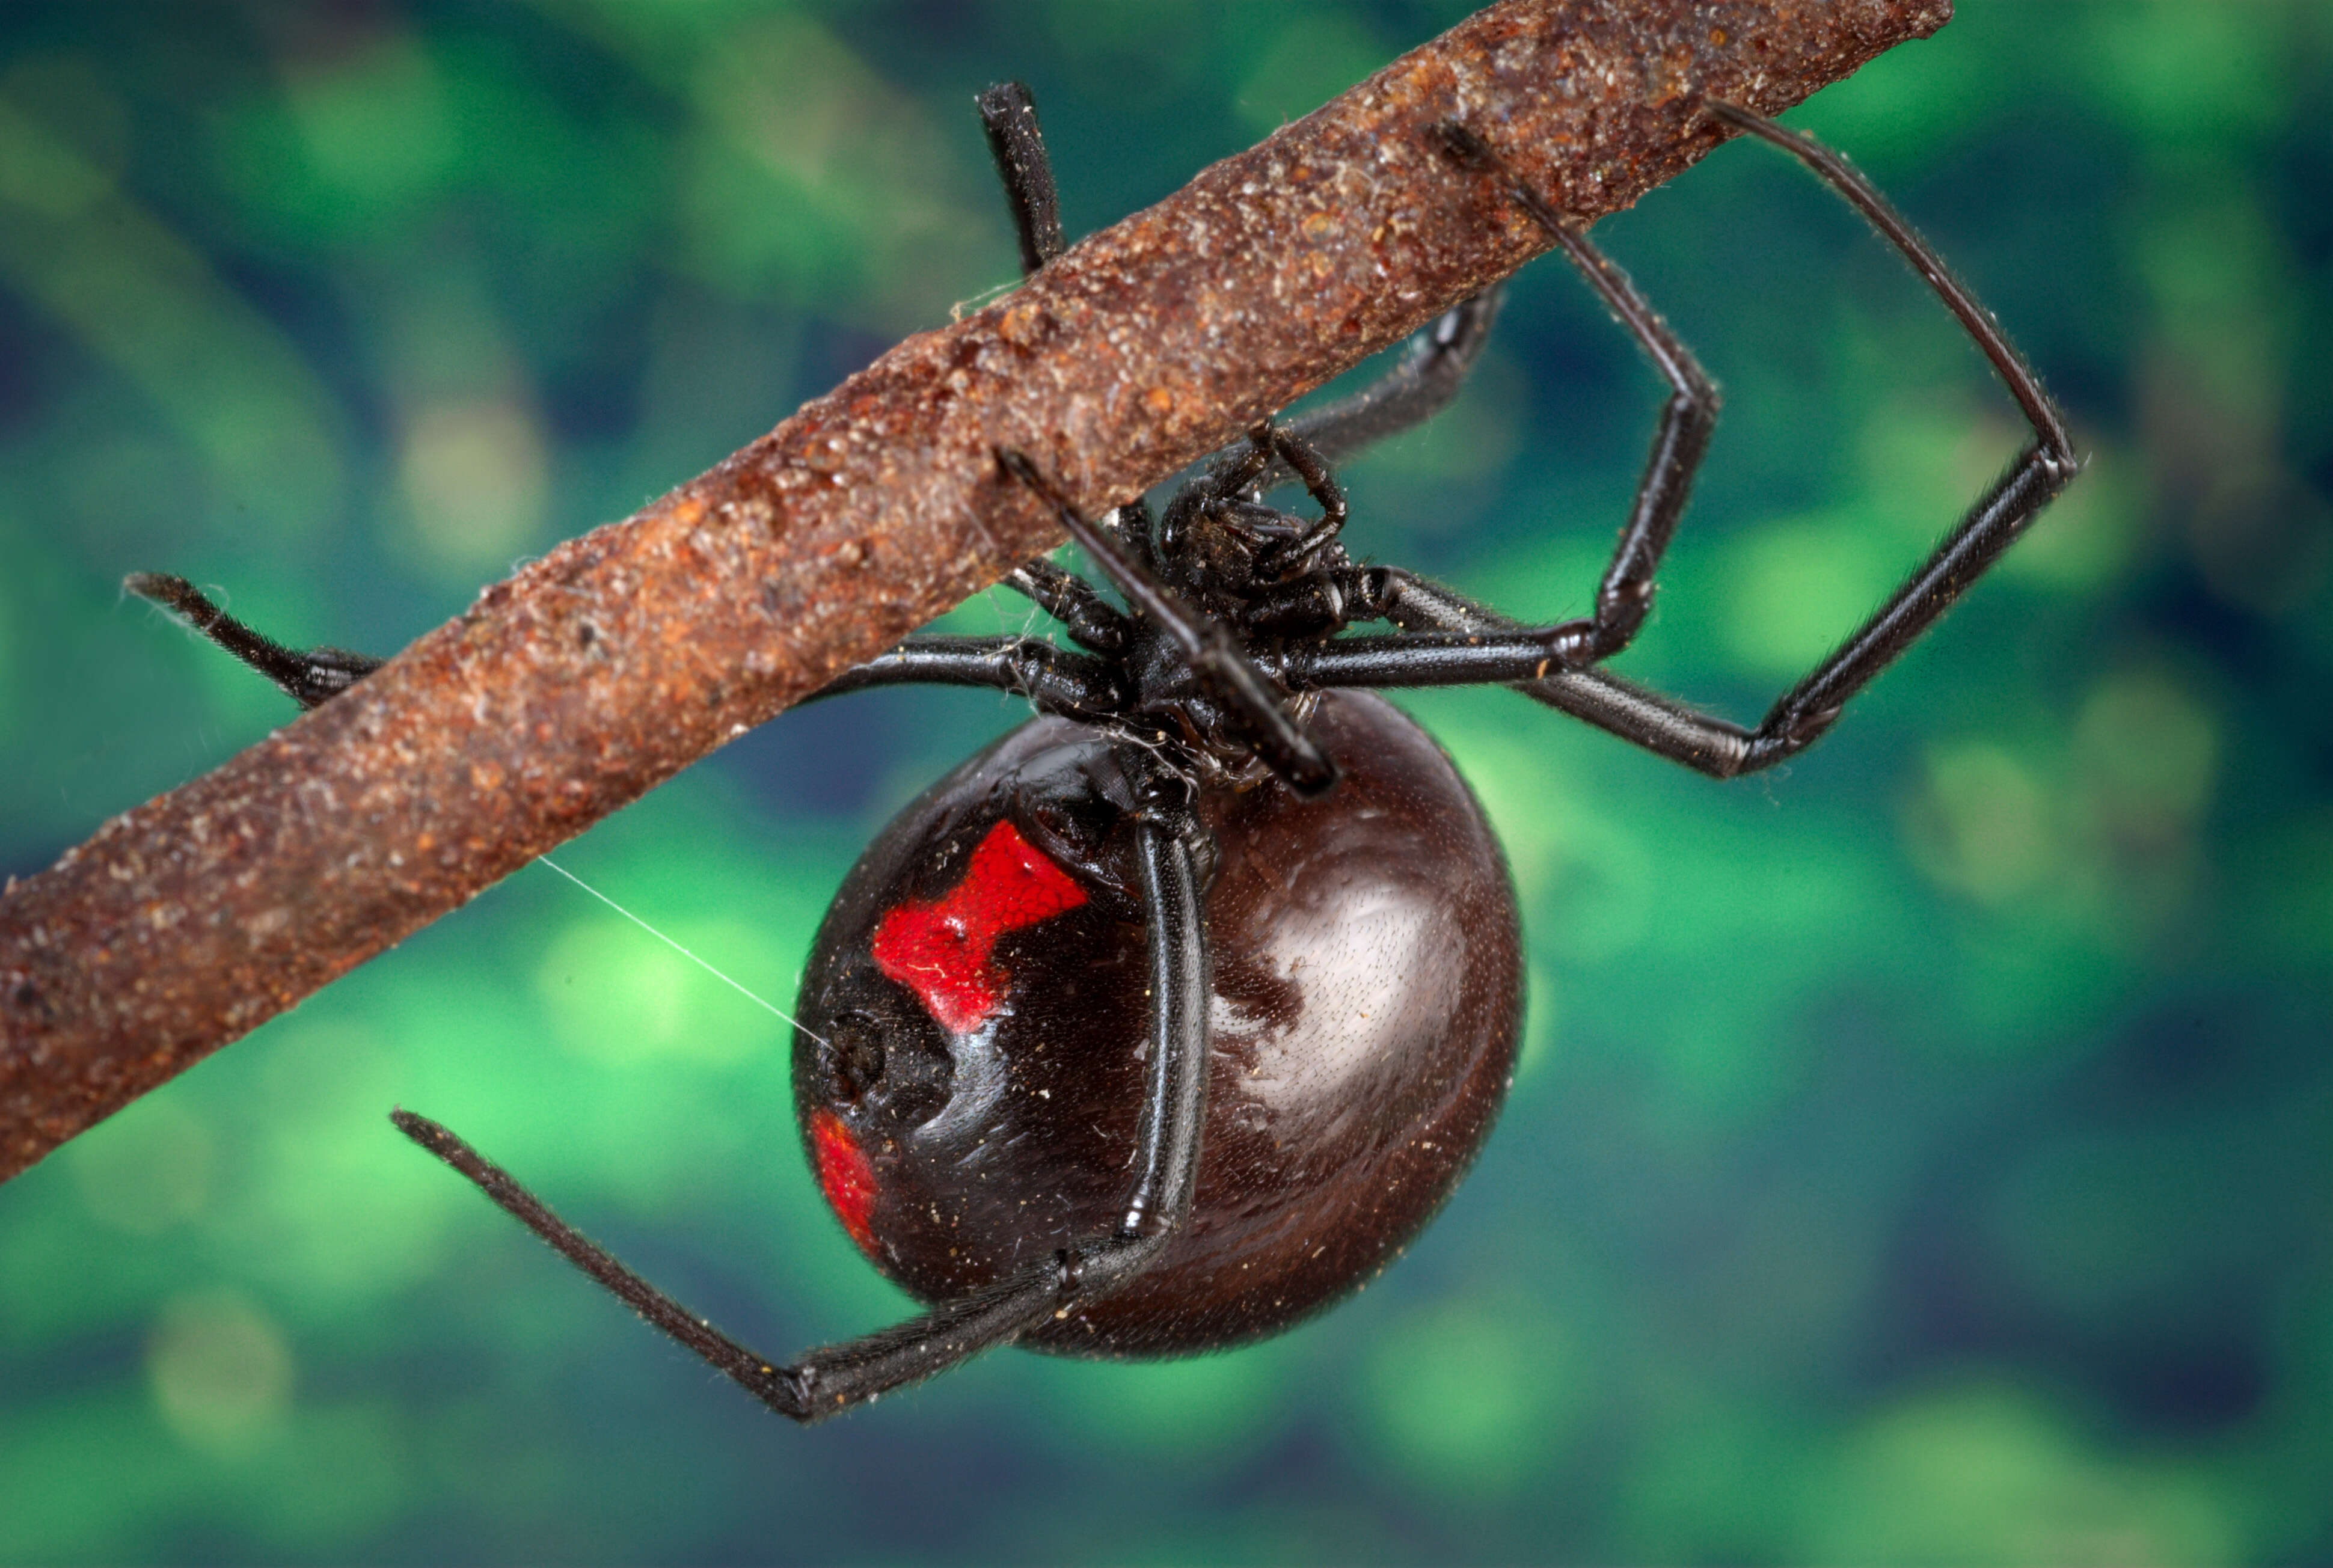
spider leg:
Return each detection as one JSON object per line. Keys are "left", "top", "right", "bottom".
{"left": 1435, "top": 121, "right": 1720, "bottom": 666}
{"left": 1288, "top": 446, "right": 2069, "bottom": 778}
{"left": 1693, "top": 100, "right": 2078, "bottom": 752}
{"left": 972, "top": 87, "right": 1169, "bottom": 614}
{"left": 1000, "top": 448, "right": 1338, "bottom": 795}
{"left": 1304, "top": 569, "right": 1759, "bottom": 775}
{"left": 1171, "top": 290, "right": 1503, "bottom": 586}
{"left": 1278, "top": 105, "right": 2079, "bottom": 776}
{"left": 1283, "top": 290, "right": 1505, "bottom": 470}
{"left": 1247, "top": 424, "right": 1350, "bottom": 578}
{"left": 126, "top": 573, "right": 382, "bottom": 710}
{"left": 126, "top": 567, "right": 1129, "bottom": 724}
{"left": 1706, "top": 102, "right": 2074, "bottom": 462}
{"left": 806, "top": 634, "right": 1126, "bottom": 718}
{"left": 1002, "top": 559, "right": 1131, "bottom": 653}
{"left": 1111, "top": 794, "right": 1212, "bottom": 1238}
{"left": 390, "top": 804, "right": 1210, "bottom": 1424}
{"left": 1162, "top": 422, "right": 1349, "bottom": 584}
{"left": 976, "top": 82, "right": 1064, "bottom": 275}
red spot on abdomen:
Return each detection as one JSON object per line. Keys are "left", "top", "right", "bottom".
{"left": 811, "top": 1109, "right": 877, "bottom": 1255}
{"left": 871, "top": 819, "right": 1088, "bottom": 1032}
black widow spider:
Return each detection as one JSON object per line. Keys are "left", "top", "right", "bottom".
{"left": 129, "top": 86, "right": 2077, "bottom": 1423}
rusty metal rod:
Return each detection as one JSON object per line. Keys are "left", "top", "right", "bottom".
{"left": 0, "top": 0, "right": 1949, "bottom": 1182}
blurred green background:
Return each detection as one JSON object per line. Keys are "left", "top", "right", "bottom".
{"left": 3, "top": 2, "right": 2329, "bottom": 1563}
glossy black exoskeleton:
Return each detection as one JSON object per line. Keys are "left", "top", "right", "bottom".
{"left": 796, "top": 691, "right": 1518, "bottom": 1359}
{"left": 129, "top": 85, "right": 2076, "bottom": 1423}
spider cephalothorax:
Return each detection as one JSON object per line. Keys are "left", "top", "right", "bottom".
{"left": 988, "top": 423, "right": 1397, "bottom": 789}
{"left": 131, "top": 81, "right": 2076, "bottom": 1423}
{"left": 1156, "top": 425, "right": 1357, "bottom": 633}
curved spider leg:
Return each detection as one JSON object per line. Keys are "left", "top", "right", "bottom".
{"left": 1433, "top": 121, "right": 1718, "bottom": 666}
{"left": 1221, "top": 289, "right": 1507, "bottom": 502}
{"left": 1277, "top": 105, "right": 2079, "bottom": 777}
{"left": 390, "top": 798, "right": 1211, "bottom": 1424}
{"left": 127, "top": 555, "right": 1128, "bottom": 738}
{"left": 1706, "top": 102, "right": 2074, "bottom": 464}
{"left": 1110, "top": 793, "right": 1212, "bottom": 1238}
{"left": 1164, "top": 423, "right": 1344, "bottom": 584}
{"left": 807, "top": 634, "right": 1126, "bottom": 719}
{"left": 1156, "top": 432, "right": 1266, "bottom": 568}
{"left": 1001, "top": 559, "right": 1132, "bottom": 654}
{"left": 999, "top": 448, "right": 1338, "bottom": 795}
{"left": 1248, "top": 424, "right": 1350, "bottom": 579}
{"left": 125, "top": 573, "right": 382, "bottom": 711}
{"left": 1697, "top": 100, "right": 2079, "bottom": 756}
{"left": 1283, "top": 289, "right": 1506, "bottom": 471}
{"left": 1182, "top": 424, "right": 1277, "bottom": 507}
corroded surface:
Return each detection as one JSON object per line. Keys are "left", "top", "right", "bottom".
{"left": 0, "top": 0, "right": 1948, "bottom": 1181}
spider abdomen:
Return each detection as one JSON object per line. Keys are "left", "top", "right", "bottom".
{"left": 792, "top": 691, "right": 1521, "bottom": 1357}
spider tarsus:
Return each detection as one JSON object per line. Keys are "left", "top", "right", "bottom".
{"left": 123, "top": 571, "right": 203, "bottom": 616}
{"left": 129, "top": 569, "right": 382, "bottom": 711}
